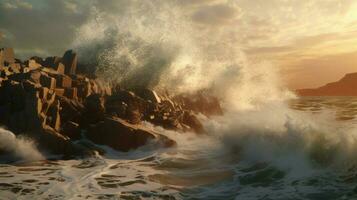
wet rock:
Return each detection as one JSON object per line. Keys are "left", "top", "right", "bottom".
{"left": 86, "top": 117, "right": 174, "bottom": 151}
{"left": 175, "top": 90, "right": 223, "bottom": 117}
{"left": 58, "top": 96, "right": 84, "bottom": 124}
{"left": 182, "top": 111, "right": 204, "bottom": 134}
{"left": 61, "top": 121, "right": 81, "bottom": 140}
{"left": 134, "top": 88, "right": 161, "bottom": 103}
{"left": 82, "top": 94, "right": 105, "bottom": 125}
{"left": 35, "top": 126, "right": 93, "bottom": 157}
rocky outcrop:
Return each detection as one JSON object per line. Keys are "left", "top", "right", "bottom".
{"left": 0, "top": 48, "right": 223, "bottom": 157}
{"left": 86, "top": 117, "right": 175, "bottom": 151}
{"left": 296, "top": 72, "right": 357, "bottom": 96}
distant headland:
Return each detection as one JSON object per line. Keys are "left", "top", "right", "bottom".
{"left": 296, "top": 72, "right": 357, "bottom": 96}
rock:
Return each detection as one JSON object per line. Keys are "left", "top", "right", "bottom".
{"left": 64, "top": 87, "right": 78, "bottom": 99}
{"left": 182, "top": 111, "right": 205, "bottom": 134}
{"left": 174, "top": 90, "right": 223, "bottom": 117}
{"left": 44, "top": 100, "right": 61, "bottom": 131}
{"left": 27, "top": 59, "right": 42, "bottom": 70}
{"left": 61, "top": 75, "right": 72, "bottom": 88}
{"left": 62, "top": 50, "right": 77, "bottom": 75}
{"left": 43, "top": 56, "right": 62, "bottom": 69}
{"left": 56, "top": 63, "right": 65, "bottom": 74}
{"left": 58, "top": 96, "right": 84, "bottom": 125}
{"left": 30, "top": 70, "right": 41, "bottom": 83}
{"left": 82, "top": 94, "right": 105, "bottom": 125}
{"left": 40, "top": 73, "right": 56, "bottom": 90}
{"left": 86, "top": 117, "right": 175, "bottom": 151}
{"left": 61, "top": 121, "right": 81, "bottom": 140}
{"left": 35, "top": 126, "right": 94, "bottom": 157}
{"left": 54, "top": 88, "right": 65, "bottom": 96}
{"left": 9, "top": 63, "right": 21, "bottom": 73}
{"left": 134, "top": 88, "right": 161, "bottom": 103}
{"left": 0, "top": 48, "right": 15, "bottom": 65}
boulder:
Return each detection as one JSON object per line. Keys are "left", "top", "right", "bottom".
{"left": 0, "top": 48, "right": 15, "bottom": 65}
{"left": 61, "top": 121, "right": 81, "bottom": 140}
{"left": 56, "top": 63, "right": 65, "bottom": 74}
{"left": 43, "top": 56, "right": 62, "bottom": 69}
{"left": 182, "top": 111, "right": 204, "bottom": 134}
{"left": 64, "top": 87, "right": 78, "bottom": 99}
{"left": 134, "top": 88, "right": 161, "bottom": 103}
{"left": 34, "top": 126, "right": 94, "bottom": 157}
{"left": 40, "top": 73, "right": 56, "bottom": 90}
{"left": 27, "top": 59, "right": 42, "bottom": 70}
{"left": 58, "top": 96, "right": 84, "bottom": 124}
{"left": 86, "top": 117, "right": 175, "bottom": 151}
{"left": 82, "top": 94, "right": 105, "bottom": 125}
{"left": 174, "top": 90, "right": 223, "bottom": 117}
{"left": 62, "top": 50, "right": 77, "bottom": 75}
{"left": 9, "top": 63, "right": 21, "bottom": 73}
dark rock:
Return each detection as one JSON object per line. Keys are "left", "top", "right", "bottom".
{"left": 39, "top": 73, "right": 56, "bottom": 90}
{"left": 35, "top": 126, "right": 94, "bottom": 157}
{"left": 62, "top": 50, "right": 77, "bottom": 75}
{"left": 58, "top": 96, "right": 84, "bottom": 124}
{"left": 182, "top": 111, "right": 204, "bottom": 134}
{"left": 174, "top": 90, "right": 223, "bottom": 117}
{"left": 86, "top": 117, "right": 175, "bottom": 151}
{"left": 134, "top": 88, "right": 161, "bottom": 103}
{"left": 43, "top": 56, "right": 62, "bottom": 69}
{"left": 82, "top": 94, "right": 105, "bottom": 125}
{"left": 61, "top": 121, "right": 81, "bottom": 140}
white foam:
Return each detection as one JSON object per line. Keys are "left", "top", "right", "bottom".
{"left": 0, "top": 127, "right": 44, "bottom": 162}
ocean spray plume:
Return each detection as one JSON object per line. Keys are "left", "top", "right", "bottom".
{"left": 73, "top": 0, "right": 293, "bottom": 109}
{"left": 0, "top": 128, "right": 44, "bottom": 162}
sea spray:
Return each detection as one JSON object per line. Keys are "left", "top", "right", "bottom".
{"left": 70, "top": 0, "right": 357, "bottom": 172}
{"left": 0, "top": 128, "right": 44, "bottom": 162}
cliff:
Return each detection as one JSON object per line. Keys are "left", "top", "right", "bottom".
{"left": 296, "top": 72, "right": 357, "bottom": 96}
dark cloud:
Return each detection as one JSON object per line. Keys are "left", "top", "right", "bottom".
{"left": 0, "top": 0, "right": 92, "bottom": 58}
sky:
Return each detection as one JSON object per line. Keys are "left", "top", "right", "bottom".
{"left": 1, "top": 0, "right": 357, "bottom": 89}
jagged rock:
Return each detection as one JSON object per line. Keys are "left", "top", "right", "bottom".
{"left": 135, "top": 88, "right": 161, "bottom": 103}
{"left": 9, "top": 63, "right": 21, "bottom": 73}
{"left": 61, "top": 121, "right": 81, "bottom": 140}
{"left": 45, "top": 100, "right": 61, "bottom": 131}
{"left": 43, "top": 56, "right": 62, "bottom": 69}
{"left": 174, "top": 90, "right": 223, "bottom": 117}
{"left": 59, "top": 96, "right": 83, "bottom": 117}
{"left": 34, "top": 126, "right": 94, "bottom": 157}
{"left": 56, "top": 75, "right": 72, "bottom": 88}
{"left": 86, "top": 117, "right": 175, "bottom": 151}
{"left": 0, "top": 48, "right": 15, "bottom": 65}
{"left": 56, "top": 63, "right": 65, "bottom": 74}
{"left": 82, "top": 94, "right": 105, "bottom": 125}
{"left": 64, "top": 87, "right": 78, "bottom": 99}
{"left": 54, "top": 88, "right": 65, "bottom": 96}
{"left": 30, "top": 70, "right": 41, "bottom": 83}
{"left": 40, "top": 72, "right": 56, "bottom": 89}
{"left": 62, "top": 50, "right": 77, "bottom": 75}
{"left": 27, "top": 59, "right": 42, "bottom": 70}
{"left": 182, "top": 111, "right": 204, "bottom": 134}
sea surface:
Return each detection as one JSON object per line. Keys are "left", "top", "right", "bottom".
{"left": 2, "top": 97, "right": 357, "bottom": 200}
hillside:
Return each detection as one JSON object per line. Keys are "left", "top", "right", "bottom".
{"left": 296, "top": 73, "right": 357, "bottom": 96}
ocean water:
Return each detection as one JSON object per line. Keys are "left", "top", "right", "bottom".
{"left": 2, "top": 97, "right": 357, "bottom": 200}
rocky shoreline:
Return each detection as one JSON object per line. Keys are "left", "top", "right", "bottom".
{"left": 0, "top": 48, "right": 222, "bottom": 158}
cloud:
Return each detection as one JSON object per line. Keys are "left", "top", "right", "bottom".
{"left": 191, "top": 3, "right": 241, "bottom": 26}
{"left": 0, "top": 0, "right": 92, "bottom": 58}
